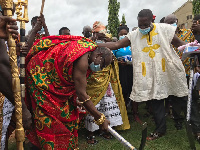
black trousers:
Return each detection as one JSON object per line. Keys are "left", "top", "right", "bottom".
{"left": 191, "top": 88, "right": 200, "bottom": 133}
{"left": 170, "top": 76, "right": 189, "bottom": 123}
{"left": 171, "top": 94, "right": 200, "bottom": 133}
{"left": 171, "top": 75, "right": 200, "bottom": 134}
{"left": 118, "top": 64, "right": 133, "bottom": 103}
{"left": 171, "top": 95, "right": 187, "bottom": 123}
{"left": 149, "top": 99, "right": 166, "bottom": 134}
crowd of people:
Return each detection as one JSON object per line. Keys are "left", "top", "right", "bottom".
{"left": 0, "top": 6, "right": 200, "bottom": 150}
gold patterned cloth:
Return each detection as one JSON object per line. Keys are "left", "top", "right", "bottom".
{"left": 0, "top": 92, "right": 4, "bottom": 150}
{"left": 173, "top": 29, "right": 195, "bottom": 76}
{"left": 86, "top": 59, "right": 130, "bottom": 130}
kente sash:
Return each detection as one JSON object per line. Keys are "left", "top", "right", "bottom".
{"left": 86, "top": 59, "right": 130, "bottom": 130}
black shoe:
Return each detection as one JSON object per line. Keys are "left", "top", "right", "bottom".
{"left": 86, "top": 135, "right": 98, "bottom": 145}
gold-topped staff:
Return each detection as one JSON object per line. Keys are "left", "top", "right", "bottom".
{"left": 0, "top": 0, "right": 25, "bottom": 150}
{"left": 15, "top": 0, "right": 29, "bottom": 139}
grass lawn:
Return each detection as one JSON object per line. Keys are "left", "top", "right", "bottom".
{"left": 9, "top": 103, "right": 200, "bottom": 150}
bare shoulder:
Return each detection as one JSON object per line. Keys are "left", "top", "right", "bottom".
{"left": 73, "top": 52, "right": 89, "bottom": 70}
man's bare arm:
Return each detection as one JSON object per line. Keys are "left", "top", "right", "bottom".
{"left": 171, "top": 34, "right": 187, "bottom": 48}
{"left": 44, "top": 25, "right": 50, "bottom": 37}
{"left": 97, "top": 37, "right": 131, "bottom": 50}
{"left": 73, "top": 53, "right": 101, "bottom": 120}
{"left": 27, "top": 18, "right": 43, "bottom": 50}
{"left": 27, "top": 29, "right": 37, "bottom": 50}
{"left": 0, "top": 39, "right": 14, "bottom": 104}
{"left": 41, "top": 14, "right": 50, "bottom": 37}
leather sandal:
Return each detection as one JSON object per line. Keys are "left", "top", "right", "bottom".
{"left": 146, "top": 132, "right": 165, "bottom": 141}
{"left": 100, "top": 132, "right": 113, "bottom": 140}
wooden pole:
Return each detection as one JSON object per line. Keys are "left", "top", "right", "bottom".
{"left": 0, "top": 0, "right": 25, "bottom": 149}
{"left": 40, "top": 0, "right": 45, "bottom": 14}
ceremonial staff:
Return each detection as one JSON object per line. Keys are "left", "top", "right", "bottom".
{"left": 0, "top": 0, "right": 25, "bottom": 149}
{"left": 15, "top": 0, "right": 29, "bottom": 139}
{"left": 40, "top": 0, "right": 45, "bottom": 14}
{"left": 15, "top": 0, "right": 29, "bottom": 148}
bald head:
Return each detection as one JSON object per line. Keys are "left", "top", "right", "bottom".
{"left": 83, "top": 25, "right": 91, "bottom": 31}
{"left": 82, "top": 25, "right": 92, "bottom": 38}
{"left": 89, "top": 47, "right": 112, "bottom": 70}
{"left": 164, "top": 14, "right": 178, "bottom": 24}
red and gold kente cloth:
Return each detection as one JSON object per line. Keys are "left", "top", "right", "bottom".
{"left": 25, "top": 35, "right": 96, "bottom": 150}
{"left": 174, "top": 29, "right": 195, "bottom": 76}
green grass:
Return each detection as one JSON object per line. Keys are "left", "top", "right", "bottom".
{"left": 9, "top": 103, "right": 200, "bottom": 150}
{"left": 78, "top": 103, "right": 200, "bottom": 150}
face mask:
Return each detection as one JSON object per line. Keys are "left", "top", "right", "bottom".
{"left": 119, "top": 35, "right": 126, "bottom": 40}
{"left": 139, "top": 27, "right": 151, "bottom": 35}
{"left": 38, "top": 27, "right": 44, "bottom": 34}
{"left": 171, "top": 23, "right": 177, "bottom": 27}
{"left": 95, "top": 40, "right": 104, "bottom": 43}
{"left": 89, "top": 62, "right": 102, "bottom": 72}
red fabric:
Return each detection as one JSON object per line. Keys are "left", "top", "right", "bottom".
{"left": 25, "top": 35, "right": 96, "bottom": 149}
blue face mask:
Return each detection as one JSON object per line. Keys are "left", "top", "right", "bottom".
{"left": 119, "top": 35, "right": 126, "bottom": 40}
{"left": 171, "top": 23, "right": 177, "bottom": 27}
{"left": 96, "top": 40, "right": 104, "bottom": 43}
{"left": 89, "top": 62, "right": 102, "bottom": 72}
{"left": 139, "top": 27, "right": 151, "bottom": 35}
{"left": 38, "top": 27, "right": 44, "bottom": 34}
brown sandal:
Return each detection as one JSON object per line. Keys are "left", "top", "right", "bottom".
{"left": 100, "top": 132, "right": 113, "bottom": 140}
{"left": 146, "top": 132, "right": 165, "bottom": 141}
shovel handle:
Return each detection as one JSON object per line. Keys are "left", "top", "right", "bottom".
{"left": 108, "top": 126, "right": 136, "bottom": 150}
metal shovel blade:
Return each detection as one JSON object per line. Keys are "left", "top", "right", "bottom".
{"left": 139, "top": 122, "right": 147, "bottom": 150}
{"left": 186, "top": 121, "right": 196, "bottom": 150}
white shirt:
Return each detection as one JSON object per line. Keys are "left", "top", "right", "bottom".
{"left": 127, "top": 23, "right": 188, "bottom": 102}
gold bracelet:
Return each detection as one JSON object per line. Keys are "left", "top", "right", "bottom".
{"left": 79, "top": 96, "right": 91, "bottom": 105}
{"left": 94, "top": 113, "right": 106, "bottom": 125}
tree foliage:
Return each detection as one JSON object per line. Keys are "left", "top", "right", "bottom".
{"left": 193, "top": 0, "right": 200, "bottom": 15}
{"left": 107, "top": 0, "right": 120, "bottom": 37}
{"left": 121, "top": 14, "right": 126, "bottom": 25}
